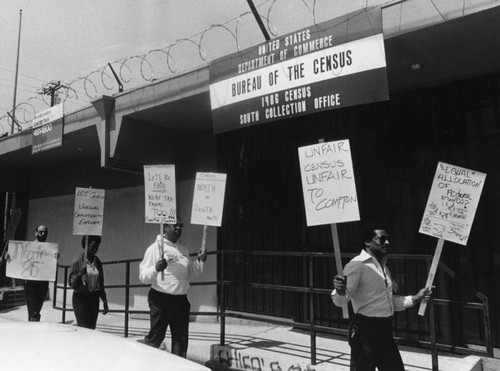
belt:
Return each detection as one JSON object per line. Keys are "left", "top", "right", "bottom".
{"left": 355, "top": 313, "right": 393, "bottom": 323}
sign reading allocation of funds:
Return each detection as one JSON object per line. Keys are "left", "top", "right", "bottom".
{"left": 419, "top": 162, "right": 486, "bottom": 245}
{"left": 298, "top": 139, "right": 359, "bottom": 226}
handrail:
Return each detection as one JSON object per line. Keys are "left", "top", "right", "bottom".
{"left": 52, "top": 250, "right": 493, "bottom": 366}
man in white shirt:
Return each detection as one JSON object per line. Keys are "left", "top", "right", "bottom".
{"left": 139, "top": 218, "right": 207, "bottom": 357}
{"left": 332, "top": 224, "right": 431, "bottom": 371}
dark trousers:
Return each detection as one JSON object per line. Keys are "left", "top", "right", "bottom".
{"left": 24, "top": 280, "right": 49, "bottom": 322}
{"left": 144, "top": 289, "right": 191, "bottom": 357}
{"left": 350, "top": 314, "right": 404, "bottom": 371}
{"left": 72, "top": 291, "right": 100, "bottom": 329}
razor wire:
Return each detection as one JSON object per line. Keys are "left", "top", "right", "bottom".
{"left": 0, "top": 0, "right": 461, "bottom": 135}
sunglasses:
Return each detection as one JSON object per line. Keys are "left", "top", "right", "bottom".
{"left": 375, "top": 236, "right": 389, "bottom": 244}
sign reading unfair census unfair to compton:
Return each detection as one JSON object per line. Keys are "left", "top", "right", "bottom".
{"left": 32, "top": 103, "right": 64, "bottom": 154}
{"left": 191, "top": 172, "right": 227, "bottom": 227}
{"left": 73, "top": 187, "right": 105, "bottom": 236}
{"left": 419, "top": 162, "right": 486, "bottom": 246}
{"left": 209, "top": 8, "right": 388, "bottom": 134}
{"left": 298, "top": 139, "right": 359, "bottom": 226}
{"left": 144, "top": 165, "right": 177, "bottom": 224}
{"left": 7, "top": 241, "right": 59, "bottom": 281}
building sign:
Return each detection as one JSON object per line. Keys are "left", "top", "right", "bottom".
{"left": 144, "top": 165, "right": 177, "bottom": 224}
{"left": 73, "top": 187, "right": 105, "bottom": 236}
{"left": 191, "top": 172, "right": 227, "bottom": 227}
{"left": 32, "top": 103, "right": 64, "bottom": 154}
{"left": 209, "top": 8, "right": 387, "bottom": 134}
{"left": 298, "top": 139, "right": 359, "bottom": 226}
{"left": 419, "top": 162, "right": 486, "bottom": 245}
{"left": 6, "top": 241, "right": 59, "bottom": 282}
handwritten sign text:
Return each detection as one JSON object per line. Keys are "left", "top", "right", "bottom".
{"left": 6, "top": 241, "right": 59, "bottom": 281}
{"left": 419, "top": 162, "right": 486, "bottom": 245}
{"left": 298, "top": 139, "right": 359, "bottom": 226}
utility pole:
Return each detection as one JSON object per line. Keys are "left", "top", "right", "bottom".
{"left": 41, "top": 81, "right": 64, "bottom": 107}
{"left": 10, "top": 9, "right": 23, "bottom": 134}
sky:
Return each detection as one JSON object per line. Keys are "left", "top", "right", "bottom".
{"left": 1, "top": 0, "right": 483, "bottom": 135}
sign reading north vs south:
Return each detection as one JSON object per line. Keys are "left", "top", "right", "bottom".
{"left": 191, "top": 172, "right": 227, "bottom": 227}
{"left": 209, "top": 8, "right": 388, "bottom": 134}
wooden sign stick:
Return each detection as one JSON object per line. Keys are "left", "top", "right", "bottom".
{"left": 83, "top": 235, "right": 88, "bottom": 286}
{"left": 418, "top": 238, "right": 445, "bottom": 316}
{"left": 159, "top": 222, "right": 165, "bottom": 280}
{"left": 316, "top": 138, "right": 349, "bottom": 319}
{"left": 331, "top": 223, "right": 349, "bottom": 319}
{"left": 201, "top": 225, "right": 208, "bottom": 253}
{"left": 83, "top": 186, "right": 91, "bottom": 266}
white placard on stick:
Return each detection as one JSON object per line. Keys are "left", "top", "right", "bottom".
{"left": 298, "top": 139, "right": 360, "bottom": 226}
{"left": 6, "top": 241, "right": 59, "bottom": 281}
{"left": 419, "top": 162, "right": 486, "bottom": 246}
{"left": 144, "top": 165, "right": 176, "bottom": 224}
{"left": 191, "top": 172, "right": 227, "bottom": 227}
{"left": 73, "top": 187, "right": 105, "bottom": 236}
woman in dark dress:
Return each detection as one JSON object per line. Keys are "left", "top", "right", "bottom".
{"left": 68, "top": 235, "right": 109, "bottom": 329}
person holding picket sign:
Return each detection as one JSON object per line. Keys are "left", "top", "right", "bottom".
{"left": 332, "top": 224, "right": 432, "bottom": 371}
{"left": 68, "top": 235, "right": 109, "bottom": 329}
{"left": 139, "top": 217, "right": 207, "bottom": 357}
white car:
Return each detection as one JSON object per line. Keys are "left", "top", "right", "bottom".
{"left": 0, "top": 322, "right": 210, "bottom": 371}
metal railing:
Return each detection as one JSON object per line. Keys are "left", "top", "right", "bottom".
{"left": 52, "top": 250, "right": 493, "bottom": 368}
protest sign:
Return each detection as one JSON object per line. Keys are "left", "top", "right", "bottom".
{"left": 6, "top": 241, "right": 59, "bottom": 281}
{"left": 73, "top": 187, "right": 105, "bottom": 235}
{"left": 191, "top": 172, "right": 227, "bottom": 227}
{"left": 299, "top": 138, "right": 359, "bottom": 319}
{"left": 298, "top": 139, "right": 359, "bottom": 226}
{"left": 144, "top": 165, "right": 177, "bottom": 224}
{"left": 418, "top": 162, "right": 486, "bottom": 316}
{"left": 419, "top": 162, "right": 486, "bottom": 245}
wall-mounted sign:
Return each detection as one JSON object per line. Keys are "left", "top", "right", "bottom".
{"left": 73, "top": 187, "right": 105, "bottom": 236}
{"left": 144, "top": 165, "right": 177, "bottom": 224}
{"left": 209, "top": 8, "right": 387, "bottom": 134}
{"left": 298, "top": 139, "right": 359, "bottom": 226}
{"left": 32, "top": 103, "right": 64, "bottom": 154}
{"left": 191, "top": 172, "right": 227, "bottom": 227}
{"left": 6, "top": 241, "right": 59, "bottom": 282}
{"left": 419, "top": 162, "right": 486, "bottom": 245}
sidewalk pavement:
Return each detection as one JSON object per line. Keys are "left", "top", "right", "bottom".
{"left": 0, "top": 302, "right": 496, "bottom": 371}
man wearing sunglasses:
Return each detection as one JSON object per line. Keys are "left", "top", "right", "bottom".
{"left": 139, "top": 217, "right": 207, "bottom": 357}
{"left": 332, "top": 224, "right": 432, "bottom": 371}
